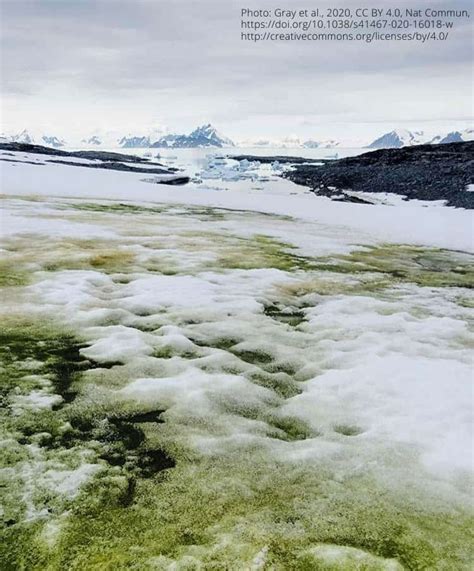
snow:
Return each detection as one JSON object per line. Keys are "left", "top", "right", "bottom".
{"left": 6, "top": 444, "right": 102, "bottom": 522}
{"left": 342, "top": 190, "right": 450, "bottom": 208}
{"left": 15, "top": 224, "right": 471, "bottom": 483}
{"left": 0, "top": 148, "right": 473, "bottom": 560}
{"left": 1, "top": 157, "right": 472, "bottom": 252}
{"left": 42, "top": 463, "right": 102, "bottom": 497}
{"left": 0, "top": 207, "right": 116, "bottom": 239}
{"left": 121, "top": 368, "right": 274, "bottom": 420}
{"left": 368, "top": 129, "right": 428, "bottom": 149}
{"left": 3, "top": 126, "right": 471, "bottom": 150}
{"left": 12, "top": 390, "right": 63, "bottom": 412}
{"left": 431, "top": 128, "right": 474, "bottom": 144}
{"left": 81, "top": 325, "right": 155, "bottom": 364}
{"left": 304, "top": 545, "right": 403, "bottom": 569}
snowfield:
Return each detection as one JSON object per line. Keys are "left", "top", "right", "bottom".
{"left": 0, "top": 152, "right": 473, "bottom": 569}
{"left": 2, "top": 155, "right": 473, "bottom": 252}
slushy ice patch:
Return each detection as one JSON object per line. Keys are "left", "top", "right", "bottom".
{"left": 0, "top": 196, "right": 473, "bottom": 569}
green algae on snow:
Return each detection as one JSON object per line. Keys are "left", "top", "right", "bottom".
{"left": 4, "top": 454, "right": 473, "bottom": 570}
{"left": 1, "top": 198, "right": 474, "bottom": 569}
{"left": 67, "top": 201, "right": 169, "bottom": 215}
{"left": 2, "top": 236, "right": 138, "bottom": 275}
{"left": 312, "top": 244, "right": 474, "bottom": 289}
{"left": 0, "top": 318, "right": 89, "bottom": 402}
{"left": 0, "top": 319, "right": 92, "bottom": 536}
{"left": 0, "top": 259, "right": 30, "bottom": 287}
{"left": 217, "top": 234, "right": 316, "bottom": 272}
{"left": 2, "top": 320, "right": 472, "bottom": 569}
{"left": 0, "top": 319, "right": 176, "bottom": 569}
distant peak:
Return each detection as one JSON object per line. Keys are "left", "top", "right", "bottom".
{"left": 151, "top": 124, "right": 234, "bottom": 148}
{"left": 194, "top": 123, "right": 216, "bottom": 133}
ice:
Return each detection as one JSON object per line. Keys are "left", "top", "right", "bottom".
{"left": 199, "top": 155, "right": 275, "bottom": 184}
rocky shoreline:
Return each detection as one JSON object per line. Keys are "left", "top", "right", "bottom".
{"left": 0, "top": 142, "right": 190, "bottom": 184}
{"left": 229, "top": 154, "right": 330, "bottom": 164}
{"left": 280, "top": 142, "right": 474, "bottom": 208}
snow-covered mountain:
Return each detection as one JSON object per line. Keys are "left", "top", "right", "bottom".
{"left": 79, "top": 129, "right": 146, "bottom": 148}
{"left": 150, "top": 134, "right": 181, "bottom": 148}
{"left": 302, "top": 139, "right": 321, "bottom": 149}
{"left": 41, "top": 135, "right": 66, "bottom": 148}
{"left": 368, "top": 128, "right": 473, "bottom": 149}
{"left": 3, "top": 125, "right": 471, "bottom": 151}
{"left": 4, "top": 129, "right": 66, "bottom": 148}
{"left": 303, "top": 139, "right": 340, "bottom": 149}
{"left": 80, "top": 135, "right": 103, "bottom": 147}
{"left": 236, "top": 138, "right": 273, "bottom": 148}
{"left": 117, "top": 127, "right": 167, "bottom": 148}
{"left": 10, "top": 129, "right": 36, "bottom": 145}
{"left": 237, "top": 136, "right": 341, "bottom": 149}
{"left": 118, "top": 135, "right": 151, "bottom": 148}
{"left": 368, "top": 130, "right": 427, "bottom": 149}
{"left": 151, "top": 124, "right": 234, "bottom": 148}
{"left": 430, "top": 128, "right": 473, "bottom": 145}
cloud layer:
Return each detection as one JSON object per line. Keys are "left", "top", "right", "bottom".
{"left": 1, "top": 0, "right": 472, "bottom": 139}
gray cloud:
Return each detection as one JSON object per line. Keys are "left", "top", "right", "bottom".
{"left": 1, "top": 0, "right": 472, "bottom": 138}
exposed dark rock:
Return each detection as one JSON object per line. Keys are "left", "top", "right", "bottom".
{"left": 283, "top": 141, "right": 474, "bottom": 209}
{"left": 0, "top": 142, "right": 152, "bottom": 162}
{"left": 70, "top": 150, "right": 152, "bottom": 163}
{"left": 0, "top": 158, "right": 44, "bottom": 166}
{"left": 229, "top": 154, "right": 331, "bottom": 164}
{"left": 0, "top": 142, "right": 192, "bottom": 182}
{"left": 46, "top": 159, "right": 175, "bottom": 176}
{"left": 142, "top": 175, "right": 190, "bottom": 185}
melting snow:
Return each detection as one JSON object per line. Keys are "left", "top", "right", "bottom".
{"left": 0, "top": 151, "right": 473, "bottom": 567}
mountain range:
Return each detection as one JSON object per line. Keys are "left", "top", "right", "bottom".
{"left": 117, "top": 124, "right": 235, "bottom": 149}
{"left": 151, "top": 124, "right": 235, "bottom": 148}
{"left": 0, "top": 128, "right": 66, "bottom": 148}
{"left": 0, "top": 124, "right": 234, "bottom": 150}
{"left": 2, "top": 126, "right": 472, "bottom": 150}
{"left": 237, "top": 136, "right": 343, "bottom": 149}
{"left": 367, "top": 128, "right": 473, "bottom": 149}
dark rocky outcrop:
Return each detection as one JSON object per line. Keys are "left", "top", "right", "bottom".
{"left": 0, "top": 142, "right": 191, "bottom": 183}
{"left": 230, "top": 154, "right": 330, "bottom": 164}
{"left": 283, "top": 141, "right": 474, "bottom": 209}
{"left": 0, "top": 142, "right": 153, "bottom": 163}
{"left": 46, "top": 159, "right": 177, "bottom": 176}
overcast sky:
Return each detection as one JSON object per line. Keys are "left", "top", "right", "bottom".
{"left": 0, "top": 0, "right": 472, "bottom": 141}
